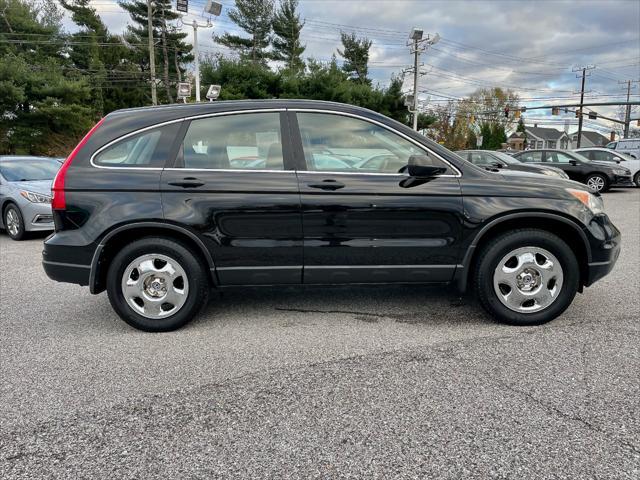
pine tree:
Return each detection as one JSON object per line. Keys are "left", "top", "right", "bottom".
{"left": 119, "top": 0, "right": 192, "bottom": 103}
{"left": 271, "top": 0, "right": 305, "bottom": 73}
{"left": 0, "top": 0, "right": 94, "bottom": 154}
{"left": 337, "top": 32, "right": 372, "bottom": 84}
{"left": 216, "top": 0, "right": 274, "bottom": 66}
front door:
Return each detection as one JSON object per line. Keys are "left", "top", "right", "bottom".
{"left": 161, "top": 110, "right": 303, "bottom": 285}
{"left": 290, "top": 111, "right": 464, "bottom": 284}
{"left": 544, "top": 151, "right": 585, "bottom": 182}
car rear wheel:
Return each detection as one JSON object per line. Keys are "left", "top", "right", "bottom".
{"left": 634, "top": 172, "right": 640, "bottom": 188}
{"left": 4, "top": 204, "right": 25, "bottom": 240}
{"left": 585, "top": 173, "right": 608, "bottom": 192}
{"left": 474, "top": 229, "right": 579, "bottom": 326}
{"left": 106, "top": 237, "right": 209, "bottom": 332}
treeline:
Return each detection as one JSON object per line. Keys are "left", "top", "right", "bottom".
{"left": 0, "top": 0, "right": 516, "bottom": 155}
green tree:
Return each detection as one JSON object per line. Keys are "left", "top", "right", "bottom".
{"left": 0, "top": 0, "right": 94, "bottom": 154}
{"left": 271, "top": 0, "right": 305, "bottom": 73}
{"left": 337, "top": 32, "right": 372, "bottom": 84}
{"left": 216, "top": 0, "right": 274, "bottom": 66}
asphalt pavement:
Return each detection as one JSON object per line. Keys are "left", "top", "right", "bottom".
{"left": 1, "top": 188, "right": 638, "bottom": 479}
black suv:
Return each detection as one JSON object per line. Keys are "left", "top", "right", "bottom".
{"left": 512, "top": 149, "right": 633, "bottom": 193}
{"left": 43, "top": 100, "right": 621, "bottom": 331}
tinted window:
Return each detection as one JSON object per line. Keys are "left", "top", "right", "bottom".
{"left": 94, "top": 130, "right": 163, "bottom": 167}
{"left": 181, "top": 113, "right": 283, "bottom": 170}
{"left": 517, "top": 151, "right": 543, "bottom": 163}
{"left": 547, "top": 152, "right": 574, "bottom": 164}
{"left": 0, "top": 158, "right": 60, "bottom": 181}
{"left": 296, "top": 112, "right": 450, "bottom": 174}
{"left": 470, "top": 152, "right": 494, "bottom": 166}
{"left": 590, "top": 150, "right": 614, "bottom": 161}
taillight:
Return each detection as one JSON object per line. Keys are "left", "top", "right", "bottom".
{"left": 52, "top": 118, "right": 105, "bottom": 210}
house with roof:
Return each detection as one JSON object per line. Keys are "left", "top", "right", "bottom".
{"left": 507, "top": 126, "right": 572, "bottom": 150}
{"left": 571, "top": 130, "right": 610, "bottom": 147}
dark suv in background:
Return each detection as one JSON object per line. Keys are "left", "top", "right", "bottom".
{"left": 43, "top": 100, "right": 621, "bottom": 331}
{"left": 456, "top": 149, "right": 568, "bottom": 179}
{"left": 512, "top": 149, "right": 633, "bottom": 192}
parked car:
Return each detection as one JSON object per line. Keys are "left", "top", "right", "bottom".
{"left": 456, "top": 150, "right": 569, "bottom": 179}
{"left": 43, "top": 100, "right": 621, "bottom": 332}
{"left": 0, "top": 156, "right": 61, "bottom": 240}
{"left": 575, "top": 147, "right": 640, "bottom": 187}
{"left": 511, "top": 149, "right": 633, "bottom": 192}
{"left": 605, "top": 138, "right": 640, "bottom": 159}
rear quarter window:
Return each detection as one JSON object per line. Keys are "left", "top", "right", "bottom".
{"left": 93, "top": 124, "right": 179, "bottom": 168}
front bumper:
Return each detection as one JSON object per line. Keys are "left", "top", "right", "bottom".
{"left": 584, "top": 214, "right": 621, "bottom": 287}
{"left": 612, "top": 174, "right": 634, "bottom": 187}
{"left": 23, "top": 202, "right": 54, "bottom": 232}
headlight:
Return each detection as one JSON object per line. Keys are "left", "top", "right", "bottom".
{"left": 566, "top": 188, "right": 604, "bottom": 215}
{"left": 541, "top": 169, "right": 562, "bottom": 177}
{"left": 612, "top": 168, "right": 628, "bottom": 175}
{"left": 20, "top": 190, "right": 52, "bottom": 204}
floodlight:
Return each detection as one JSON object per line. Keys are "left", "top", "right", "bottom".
{"left": 206, "top": 84, "right": 221, "bottom": 101}
{"left": 204, "top": 0, "right": 222, "bottom": 16}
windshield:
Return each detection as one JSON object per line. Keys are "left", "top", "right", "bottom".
{"left": 490, "top": 151, "right": 519, "bottom": 164}
{"left": 0, "top": 158, "right": 61, "bottom": 182}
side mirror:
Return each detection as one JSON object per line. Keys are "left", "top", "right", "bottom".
{"left": 613, "top": 157, "right": 622, "bottom": 162}
{"left": 406, "top": 155, "right": 447, "bottom": 178}
{"left": 490, "top": 162, "right": 503, "bottom": 168}
{"left": 569, "top": 159, "right": 577, "bottom": 166}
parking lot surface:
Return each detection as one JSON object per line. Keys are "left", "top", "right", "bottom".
{"left": 1, "top": 189, "right": 639, "bottom": 479}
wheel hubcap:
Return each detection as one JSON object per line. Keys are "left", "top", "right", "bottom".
{"left": 493, "top": 247, "right": 563, "bottom": 313}
{"left": 121, "top": 254, "right": 189, "bottom": 319}
{"left": 6, "top": 209, "right": 19, "bottom": 236}
{"left": 587, "top": 176, "right": 604, "bottom": 191}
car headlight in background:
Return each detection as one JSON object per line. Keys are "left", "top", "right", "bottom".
{"left": 20, "top": 190, "right": 52, "bottom": 204}
{"left": 566, "top": 188, "right": 604, "bottom": 215}
{"left": 541, "top": 169, "right": 564, "bottom": 178}
{"left": 612, "top": 168, "right": 629, "bottom": 176}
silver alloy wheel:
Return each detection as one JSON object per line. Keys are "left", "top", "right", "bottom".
{"left": 587, "top": 175, "right": 605, "bottom": 192}
{"left": 6, "top": 208, "right": 20, "bottom": 237}
{"left": 493, "top": 246, "right": 563, "bottom": 313}
{"left": 121, "top": 253, "right": 189, "bottom": 319}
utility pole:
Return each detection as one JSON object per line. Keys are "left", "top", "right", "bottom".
{"left": 146, "top": 0, "right": 157, "bottom": 105}
{"left": 618, "top": 79, "right": 639, "bottom": 138}
{"left": 572, "top": 65, "right": 595, "bottom": 148}
{"left": 407, "top": 29, "right": 439, "bottom": 131}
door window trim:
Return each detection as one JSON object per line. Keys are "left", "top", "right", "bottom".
{"left": 289, "top": 109, "right": 462, "bottom": 178}
{"left": 90, "top": 108, "right": 288, "bottom": 171}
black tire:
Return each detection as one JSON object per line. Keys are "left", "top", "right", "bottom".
{"left": 585, "top": 173, "right": 609, "bottom": 193}
{"left": 3, "top": 203, "right": 26, "bottom": 240}
{"left": 634, "top": 171, "right": 640, "bottom": 188}
{"left": 106, "top": 237, "right": 209, "bottom": 332}
{"left": 474, "top": 229, "right": 579, "bottom": 326}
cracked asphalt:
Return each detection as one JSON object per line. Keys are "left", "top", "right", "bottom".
{"left": 1, "top": 188, "right": 639, "bottom": 479}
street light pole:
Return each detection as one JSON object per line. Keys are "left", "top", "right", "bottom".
{"left": 147, "top": 0, "right": 157, "bottom": 105}
{"left": 193, "top": 21, "right": 200, "bottom": 102}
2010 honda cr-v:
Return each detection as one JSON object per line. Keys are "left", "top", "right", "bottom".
{"left": 42, "top": 100, "right": 621, "bottom": 331}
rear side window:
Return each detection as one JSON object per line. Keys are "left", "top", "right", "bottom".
{"left": 517, "top": 151, "right": 543, "bottom": 163}
{"left": 180, "top": 112, "right": 284, "bottom": 170}
{"left": 94, "top": 129, "right": 163, "bottom": 167}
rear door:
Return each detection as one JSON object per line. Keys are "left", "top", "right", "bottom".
{"left": 289, "top": 110, "right": 464, "bottom": 284}
{"left": 160, "top": 110, "right": 303, "bottom": 285}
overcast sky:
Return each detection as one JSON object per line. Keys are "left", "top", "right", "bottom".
{"left": 65, "top": 0, "right": 640, "bottom": 134}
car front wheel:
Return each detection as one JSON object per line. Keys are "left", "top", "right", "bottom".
{"left": 4, "top": 204, "right": 25, "bottom": 240}
{"left": 586, "top": 173, "right": 608, "bottom": 192}
{"left": 634, "top": 171, "right": 640, "bottom": 188}
{"left": 474, "top": 229, "right": 579, "bottom": 326}
{"left": 106, "top": 237, "right": 209, "bottom": 332}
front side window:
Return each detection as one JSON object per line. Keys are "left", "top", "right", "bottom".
{"left": 591, "top": 150, "right": 613, "bottom": 162}
{"left": 470, "top": 152, "right": 493, "bottom": 166}
{"left": 295, "top": 112, "right": 451, "bottom": 174}
{"left": 517, "top": 151, "right": 543, "bottom": 163}
{"left": 94, "top": 129, "right": 163, "bottom": 167}
{"left": 546, "top": 152, "right": 574, "bottom": 164}
{"left": 181, "top": 112, "right": 284, "bottom": 170}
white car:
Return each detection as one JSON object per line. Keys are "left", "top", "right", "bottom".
{"left": 605, "top": 138, "right": 640, "bottom": 160}
{"left": 575, "top": 147, "right": 640, "bottom": 187}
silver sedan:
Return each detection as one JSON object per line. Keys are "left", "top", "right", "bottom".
{"left": 0, "top": 156, "right": 62, "bottom": 240}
